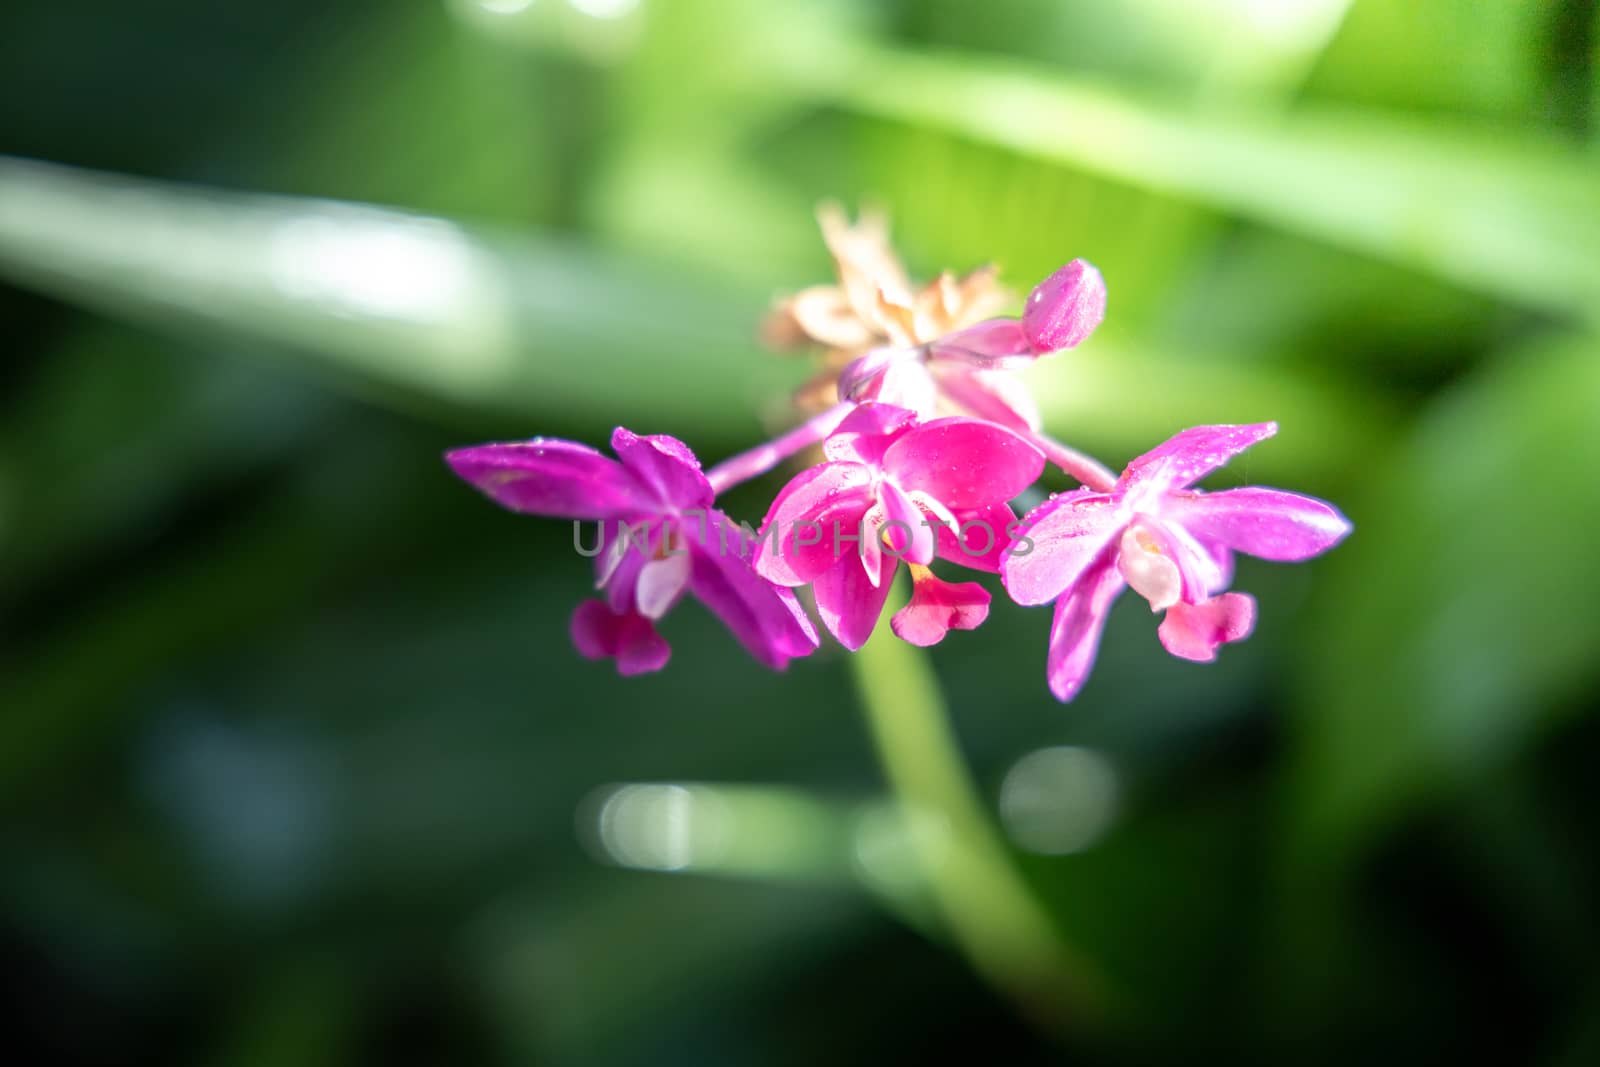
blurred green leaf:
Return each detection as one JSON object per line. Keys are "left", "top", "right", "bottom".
{"left": 470, "top": 875, "right": 876, "bottom": 1063}
{"left": 1593, "top": 3, "right": 1600, "bottom": 138}
{"left": 1028, "top": 338, "right": 1391, "bottom": 483}
{"left": 819, "top": 47, "right": 1600, "bottom": 321}
{"left": 1284, "top": 332, "right": 1600, "bottom": 872}
{"left": 0, "top": 424, "right": 455, "bottom": 796}
{"left": 902, "top": 0, "right": 1353, "bottom": 99}
{"left": 210, "top": 955, "right": 353, "bottom": 1067}
{"left": 0, "top": 156, "right": 798, "bottom": 438}
{"left": 265, "top": 4, "right": 558, "bottom": 224}
{"left": 1309, "top": 0, "right": 1555, "bottom": 120}
{"left": 0, "top": 325, "right": 329, "bottom": 591}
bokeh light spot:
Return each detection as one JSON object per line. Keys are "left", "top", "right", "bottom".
{"left": 998, "top": 746, "right": 1119, "bottom": 855}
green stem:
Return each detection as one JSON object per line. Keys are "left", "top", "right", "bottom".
{"left": 849, "top": 626, "right": 1115, "bottom": 1033}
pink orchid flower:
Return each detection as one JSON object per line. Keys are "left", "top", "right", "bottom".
{"left": 447, "top": 428, "right": 818, "bottom": 675}
{"left": 1001, "top": 423, "right": 1351, "bottom": 702}
{"left": 837, "top": 259, "right": 1107, "bottom": 432}
{"left": 754, "top": 404, "right": 1043, "bottom": 649}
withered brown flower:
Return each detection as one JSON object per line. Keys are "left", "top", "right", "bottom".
{"left": 763, "top": 204, "right": 1012, "bottom": 411}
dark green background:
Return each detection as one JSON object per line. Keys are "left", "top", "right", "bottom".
{"left": 3, "top": 1, "right": 1599, "bottom": 1063}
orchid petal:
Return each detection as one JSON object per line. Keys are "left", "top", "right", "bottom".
{"left": 823, "top": 403, "right": 919, "bottom": 465}
{"left": 836, "top": 347, "right": 901, "bottom": 404}
{"left": 873, "top": 287, "right": 919, "bottom": 347}
{"left": 1157, "top": 593, "right": 1256, "bottom": 662}
{"left": 879, "top": 479, "right": 937, "bottom": 566}
{"left": 603, "top": 543, "right": 648, "bottom": 614}
{"left": 754, "top": 462, "right": 875, "bottom": 586}
{"left": 937, "top": 502, "right": 1015, "bottom": 573}
{"left": 636, "top": 551, "right": 691, "bottom": 619}
{"left": 1000, "top": 491, "right": 1124, "bottom": 606}
{"left": 570, "top": 601, "right": 671, "bottom": 676}
{"left": 928, "top": 317, "right": 1035, "bottom": 370}
{"left": 610, "top": 428, "right": 712, "bottom": 509}
{"left": 594, "top": 525, "right": 631, "bottom": 588}
{"left": 1045, "top": 556, "right": 1125, "bottom": 702}
{"left": 812, "top": 553, "right": 897, "bottom": 651}
{"left": 1117, "top": 525, "right": 1182, "bottom": 611}
{"left": 859, "top": 502, "right": 887, "bottom": 588}
{"left": 891, "top": 572, "right": 991, "bottom": 647}
{"left": 1156, "top": 517, "right": 1235, "bottom": 597}
{"left": 446, "top": 439, "right": 647, "bottom": 519}
{"left": 838, "top": 352, "right": 938, "bottom": 420}
{"left": 689, "top": 512, "right": 820, "bottom": 668}
{"left": 788, "top": 285, "right": 875, "bottom": 348}
{"left": 1162, "top": 487, "right": 1352, "bottom": 562}
{"left": 873, "top": 358, "right": 940, "bottom": 420}
{"left": 596, "top": 518, "right": 663, "bottom": 612}
{"left": 883, "top": 417, "right": 1045, "bottom": 509}
{"left": 818, "top": 203, "right": 913, "bottom": 326}
{"left": 1022, "top": 259, "right": 1106, "bottom": 353}
{"left": 907, "top": 489, "right": 959, "bottom": 539}
{"left": 1118, "top": 423, "right": 1278, "bottom": 495}
{"left": 930, "top": 365, "right": 1041, "bottom": 432}
{"left": 1126, "top": 516, "right": 1228, "bottom": 605}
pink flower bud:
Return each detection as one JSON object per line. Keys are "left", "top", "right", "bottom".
{"left": 1022, "top": 259, "right": 1106, "bottom": 353}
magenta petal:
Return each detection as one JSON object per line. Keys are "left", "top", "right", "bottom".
{"left": 610, "top": 428, "right": 713, "bottom": 509}
{"left": 879, "top": 479, "right": 936, "bottom": 565}
{"left": 928, "top": 318, "right": 1035, "bottom": 369}
{"left": 836, "top": 348, "right": 900, "bottom": 403}
{"left": 883, "top": 417, "right": 1045, "bottom": 509}
{"left": 937, "top": 502, "right": 1015, "bottom": 573}
{"left": 754, "top": 462, "right": 875, "bottom": 586}
{"left": 1022, "top": 260, "right": 1106, "bottom": 353}
{"left": 603, "top": 543, "right": 648, "bottom": 614}
{"left": 858, "top": 502, "right": 887, "bottom": 587}
{"left": 1045, "top": 556, "right": 1125, "bottom": 702}
{"left": 570, "top": 600, "right": 671, "bottom": 676}
{"left": 689, "top": 512, "right": 819, "bottom": 668}
{"left": 873, "top": 360, "right": 940, "bottom": 420}
{"left": 1162, "top": 487, "right": 1352, "bottom": 562}
{"left": 891, "top": 573, "right": 990, "bottom": 647}
{"left": 1157, "top": 593, "right": 1256, "bottom": 662}
{"left": 812, "top": 553, "right": 897, "bottom": 651}
{"left": 1157, "top": 519, "right": 1234, "bottom": 598}
{"left": 823, "top": 402, "right": 920, "bottom": 465}
{"left": 930, "top": 365, "right": 1040, "bottom": 433}
{"left": 1119, "top": 423, "right": 1278, "bottom": 495}
{"left": 839, "top": 354, "right": 938, "bottom": 419}
{"left": 446, "top": 440, "right": 647, "bottom": 519}
{"left": 1000, "top": 490, "right": 1124, "bottom": 606}
{"left": 596, "top": 518, "right": 665, "bottom": 613}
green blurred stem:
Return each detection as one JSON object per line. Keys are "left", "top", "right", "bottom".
{"left": 850, "top": 627, "right": 1113, "bottom": 1032}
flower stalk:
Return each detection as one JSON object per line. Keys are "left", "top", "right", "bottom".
{"left": 1024, "top": 429, "right": 1119, "bottom": 492}
{"left": 705, "top": 400, "right": 853, "bottom": 495}
{"left": 851, "top": 625, "right": 1113, "bottom": 1032}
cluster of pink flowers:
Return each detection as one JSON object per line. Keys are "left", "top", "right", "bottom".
{"left": 448, "top": 208, "right": 1350, "bottom": 701}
